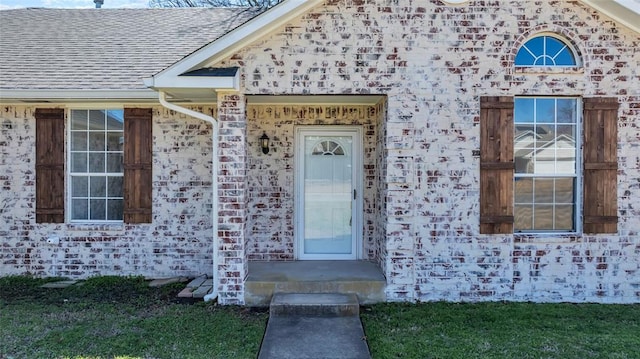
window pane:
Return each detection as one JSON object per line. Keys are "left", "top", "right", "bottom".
{"left": 107, "top": 199, "right": 124, "bottom": 221}
{"left": 107, "top": 132, "right": 123, "bottom": 151}
{"left": 89, "top": 110, "right": 106, "bottom": 130}
{"left": 555, "top": 204, "right": 575, "bottom": 230}
{"left": 536, "top": 99, "right": 555, "bottom": 123}
{"left": 554, "top": 51, "right": 576, "bottom": 66}
{"left": 107, "top": 110, "right": 124, "bottom": 130}
{"left": 89, "top": 153, "right": 105, "bottom": 173}
{"left": 514, "top": 50, "right": 535, "bottom": 67}
{"left": 71, "top": 176, "right": 88, "bottom": 197}
{"left": 90, "top": 176, "right": 106, "bottom": 197}
{"left": 72, "top": 199, "right": 88, "bottom": 220}
{"left": 533, "top": 204, "right": 554, "bottom": 230}
{"left": 515, "top": 125, "right": 536, "bottom": 148}
{"left": 534, "top": 178, "right": 554, "bottom": 203}
{"left": 515, "top": 98, "right": 535, "bottom": 123}
{"left": 555, "top": 178, "right": 575, "bottom": 203}
{"left": 556, "top": 125, "right": 576, "bottom": 140}
{"left": 71, "top": 132, "right": 87, "bottom": 151}
{"left": 71, "top": 152, "right": 87, "bottom": 173}
{"left": 514, "top": 205, "right": 533, "bottom": 231}
{"left": 89, "top": 132, "right": 105, "bottom": 151}
{"left": 525, "top": 37, "right": 544, "bottom": 58}
{"left": 556, "top": 149, "right": 576, "bottom": 173}
{"left": 546, "top": 37, "right": 566, "bottom": 64}
{"left": 107, "top": 176, "right": 123, "bottom": 197}
{"left": 515, "top": 152, "right": 534, "bottom": 173}
{"left": 90, "top": 199, "right": 106, "bottom": 220}
{"left": 514, "top": 178, "right": 533, "bottom": 203}
{"left": 106, "top": 153, "right": 123, "bottom": 173}
{"left": 71, "top": 110, "right": 87, "bottom": 130}
{"left": 557, "top": 99, "right": 577, "bottom": 123}
{"left": 534, "top": 127, "right": 553, "bottom": 150}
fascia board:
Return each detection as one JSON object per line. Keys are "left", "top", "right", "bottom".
{"left": 149, "top": 0, "right": 323, "bottom": 86}
{"left": 0, "top": 89, "right": 158, "bottom": 101}
{"left": 151, "top": 74, "right": 238, "bottom": 90}
{"left": 579, "top": 0, "right": 640, "bottom": 33}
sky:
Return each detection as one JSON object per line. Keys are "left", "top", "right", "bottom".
{"left": 0, "top": 0, "right": 148, "bottom": 9}
{"left": 0, "top": 0, "right": 639, "bottom": 12}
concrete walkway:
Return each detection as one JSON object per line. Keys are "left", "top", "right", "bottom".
{"left": 258, "top": 293, "right": 371, "bottom": 359}
{"left": 259, "top": 316, "right": 371, "bottom": 359}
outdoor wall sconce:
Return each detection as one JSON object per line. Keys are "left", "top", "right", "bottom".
{"left": 260, "top": 132, "right": 270, "bottom": 154}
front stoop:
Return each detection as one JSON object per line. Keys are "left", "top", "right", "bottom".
{"left": 245, "top": 261, "right": 386, "bottom": 306}
{"left": 258, "top": 293, "right": 371, "bottom": 359}
{"left": 270, "top": 293, "right": 360, "bottom": 317}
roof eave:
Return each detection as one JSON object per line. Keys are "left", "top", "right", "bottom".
{"left": 0, "top": 89, "right": 159, "bottom": 104}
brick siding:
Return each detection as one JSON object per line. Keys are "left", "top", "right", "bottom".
{"left": 1, "top": 0, "right": 639, "bottom": 304}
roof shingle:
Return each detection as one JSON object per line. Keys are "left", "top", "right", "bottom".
{"left": 0, "top": 8, "right": 263, "bottom": 91}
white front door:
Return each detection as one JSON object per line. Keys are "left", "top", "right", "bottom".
{"left": 295, "top": 127, "right": 362, "bottom": 260}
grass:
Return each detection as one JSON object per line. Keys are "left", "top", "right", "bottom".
{"left": 361, "top": 301, "right": 640, "bottom": 359}
{"left": 2, "top": 276, "right": 639, "bottom": 359}
{"left": 0, "top": 276, "right": 268, "bottom": 359}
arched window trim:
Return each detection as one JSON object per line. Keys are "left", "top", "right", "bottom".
{"left": 515, "top": 32, "right": 581, "bottom": 68}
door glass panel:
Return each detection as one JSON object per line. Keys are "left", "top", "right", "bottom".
{"left": 303, "top": 135, "right": 353, "bottom": 255}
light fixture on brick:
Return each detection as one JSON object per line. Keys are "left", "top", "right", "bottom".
{"left": 260, "top": 132, "right": 270, "bottom": 154}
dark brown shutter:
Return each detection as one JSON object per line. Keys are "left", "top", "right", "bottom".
{"left": 479, "top": 96, "right": 514, "bottom": 234}
{"left": 123, "top": 108, "right": 153, "bottom": 224}
{"left": 35, "top": 108, "right": 65, "bottom": 223}
{"left": 583, "top": 97, "right": 618, "bottom": 234}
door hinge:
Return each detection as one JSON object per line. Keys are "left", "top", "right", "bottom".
{"left": 353, "top": 189, "right": 357, "bottom": 200}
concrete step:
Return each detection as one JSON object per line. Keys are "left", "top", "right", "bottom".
{"left": 245, "top": 261, "right": 386, "bottom": 306}
{"left": 247, "top": 279, "right": 385, "bottom": 306}
{"left": 270, "top": 293, "right": 360, "bottom": 317}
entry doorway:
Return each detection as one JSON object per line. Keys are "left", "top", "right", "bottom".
{"left": 295, "top": 126, "right": 363, "bottom": 260}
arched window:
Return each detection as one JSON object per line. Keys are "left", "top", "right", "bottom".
{"left": 311, "top": 140, "right": 345, "bottom": 156}
{"left": 515, "top": 35, "right": 577, "bottom": 66}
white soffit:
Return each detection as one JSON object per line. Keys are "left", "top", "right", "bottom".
{"left": 247, "top": 95, "right": 385, "bottom": 105}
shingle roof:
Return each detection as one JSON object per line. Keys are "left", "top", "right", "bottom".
{"left": 0, "top": 8, "right": 263, "bottom": 91}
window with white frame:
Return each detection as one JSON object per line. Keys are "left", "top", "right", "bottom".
{"left": 69, "top": 109, "right": 124, "bottom": 222}
{"left": 514, "top": 97, "right": 579, "bottom": 232}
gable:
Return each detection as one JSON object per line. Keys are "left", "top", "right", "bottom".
{"left": 144, "top": 0, "right": 323, "bottom": 92}
{"left": 147, "top": 0, "right": 638, "bottom": 96}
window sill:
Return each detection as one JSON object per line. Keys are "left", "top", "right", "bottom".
{"left": 514, "top": 232, "right": 582, "bottom": 243}
{"left": 514, "top": 66, "right": 584, "bottom": 75}
{"left": 67, "top": 223, "right": 125, "bottom": 232}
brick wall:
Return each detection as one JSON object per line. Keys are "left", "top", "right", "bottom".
{"left": 216, "top": 92, "right": 248, "bottom": 304}
{"left": 217, "top": 0, "right": 640, "bottom": 303}
{"left": 0, "top": 106, "right": 215, "bottom": 279}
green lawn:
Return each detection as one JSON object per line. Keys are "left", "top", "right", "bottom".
{"left": 1, "top": 276, "right": 639, "bottom": 359}
{"left": 361, "top": 301, "right": 640, "bottom": 359}
{"left": 0, "top": 276, "right": 268, "bottom": 359}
